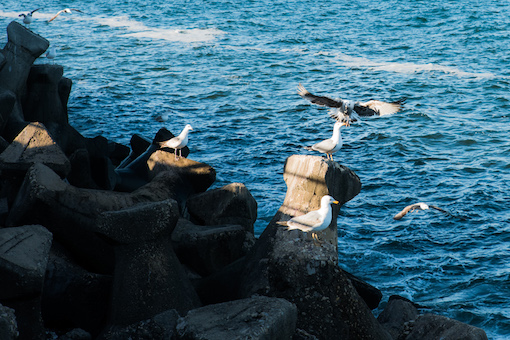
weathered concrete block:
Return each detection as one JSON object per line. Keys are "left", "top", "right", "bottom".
{"left": 377, "top": 295, "right": 420, "bottom": 339}
{"left": 186, "top": 183, "right": 257, "bottom": 233}
{"left": 0, "top": 122, "right": 70, "bottom": 177}
{"left": 22, "top": 65, "right": 67, "bottom": 125}
{"left": 0, "top": 21, "right": 49, "bottom": 122}
{"left": 0, "top": 303, "right": 18, "bottom": 340}
{"left": 406, "top": 313, "right": 488, "bottom": 340}
{"left": 96, "top": 200, "right": 201, "bottom": 326}
{"left": 0, "top": 89, "right": 16, "bottom": 134}
{"left": 0, "top": 225, "right": 53, "bottom": 340}
{"left": 176, "top": 296, "right": 297, "bottom": 340}
{"left": 172, "top": 218, "right": 249, "bottom": 276}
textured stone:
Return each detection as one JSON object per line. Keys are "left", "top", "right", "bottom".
{"left": 186, "top": 183, "right": 256, "bottom": 233}
{"left": 176, "top": 296, "right": 297, "bottom": 340}
{"left": 0, "top": 122, "right": 70, "bottom": 177}
{"left": 377, "top": 295, "right": 420, "bottom": 339}
{"left": 0, "top": 303, "right": 18, "bottom": 340}
{"left": 406, "top": 313, "right": 488, "bottom": 340}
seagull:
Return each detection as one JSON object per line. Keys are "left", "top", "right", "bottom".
{"left": 155, "top": 112, "right": 169, "bottom": 122}
{"left": 48, "top": 8, "right": 84, "bottom": 23}
{"left": 304, "top": 121, "right": 347, "bottom": 161}
{"left": 159, "top": 124, "right": 193, "bottom": 160}
{"left": 19, "top": 8, "right": 40, "bottom": 27}
{"left": 298, "top": 83, "right": 405, "bottom": 125}
{"left": 283, "top": 195, "right": 339, "bottom": 244}
{"left": 393, "top": 202, "right": 449, "bottom": 220}
{"left": 45, "top": 46, "right": 57, "bottom": 63}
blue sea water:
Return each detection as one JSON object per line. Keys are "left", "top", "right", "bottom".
{"left": 2, "top": 1, "right": 510, "bottom": 338}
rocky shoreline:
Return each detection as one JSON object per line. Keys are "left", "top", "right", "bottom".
{"left": 0, "top": 21, "right": 488, "bottom": 340}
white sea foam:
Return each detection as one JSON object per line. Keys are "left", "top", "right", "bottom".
{"left": 319, "top": 51, "right": 495, "bottom": 79}
{"left": 95, "top": 15, "right": 226, "bottom": 43}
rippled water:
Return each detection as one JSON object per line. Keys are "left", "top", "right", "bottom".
{"left": 2, "top": 1, "right": 510, "bottom": 338}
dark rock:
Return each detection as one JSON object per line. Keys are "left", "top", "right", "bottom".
{"left": 116, "top": 134, "right": 151, "bottom": 169}
{"left": 57, "top": 328, "right": 91, "bottom": 340}
{"left": 0, "top": 225, "right": 53, "bottom": 340}
{"left": 107, "top": 141, "right": 130, "bottom": 167}
{"left": 58, "top": 77, "right": 72, "bottom": 118}
{"left": 186, "top": 183, "right": 257, "bottom": 233}
{"left": 343, "top": 270, "right": 383, "bottom": 310}
{"left": 0, "top": 21, "right": 49, "bottom": 123}
{"left": 6, "top": 163, "right": 191, "bottom": 273}
{"left": 377, "top": 295, "right": 420, "bottom": 339}
{"left": 405, "top": 313, "right": 488, "bottom": 340}
{"left": 67, "top": 148, "right": 101, "bottom": 189}
{"left": 96, "top": 200, "right": 201, "bottom": 325}
{"left": 22, "top": 64, "right": 68, "bottom": 125}
{"left": 172, "top": 218, "right": 250, "bottom": 277}
{"left": 175, "top": 296, "right": 297, "bottom": 340}
{"left": 0, "top": 303, "right": 18, "bottom": 340}
{"left": 99, "top": 309, "right": 179, "bottom": 340}
{"left": 42, "top": 243, "right": 112, "bottom": 337}
{"left": 0, "top": 122, "right": 70, "bottom": 177}
{"left": 0, "top": 89, "right": 16, "bottom": 135}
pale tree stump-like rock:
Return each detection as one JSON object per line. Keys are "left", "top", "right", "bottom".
{"left": 0, "top": 225, "right": 53, "bottom": 340}
{"left": 176, "top": 296, "right": 297, "bottom": 340}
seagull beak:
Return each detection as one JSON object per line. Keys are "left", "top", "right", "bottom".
{"left": 332, "top": 200, "right": 339, "bottom": 205}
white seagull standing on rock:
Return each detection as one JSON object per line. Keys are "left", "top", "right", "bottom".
{"left": 304, "top": 121, "right": 347, "bottom": 161}
{"left": 298, "top": 83, "right": 405, "bottom": 125}
{"left": 159, "top": 124, "right": 193, "bottom": 160}
{"left": 19, "top": 8, "right": 40, "bottom": 27}
{"left": 284, "top": 195, "right": 339, "bottom": 244}
{"left": 393, "top": 202, "right": 449, "bottom": 220}
{"left": 48, "top": 8, "right": 84, "bottom": 22}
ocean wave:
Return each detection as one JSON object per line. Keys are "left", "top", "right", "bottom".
{"left": 318, "top": 51, "right": 496, "bottom": 79}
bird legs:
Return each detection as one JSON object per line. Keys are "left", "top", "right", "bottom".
{"left": 311, "top": 232, "right": 324, "bottom": 246}
{"left": 174, "top": 149, "right": 182, "bottom": 160}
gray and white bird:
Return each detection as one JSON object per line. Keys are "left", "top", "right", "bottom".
{"left": 159, "top": 124, "right": 193, "bottom": 160}
{"left": 393, "top": 202, "right": 448, "bottom": 220}
{"left": 285, "top": 195, "right": 339, "bottom": 243}
{"left": 45, "top": 46, "right": 57, "bottom": 63}
{"left": 298, "top": 83, "right": 405, "bottom": 125}
{"left": 19, "top": 8, "right": 40, "bottom": 27}
{"left": 304, "top": 121, "right": 347, "bottom": 161}
{"left": 48, "top": 8, "right": 84, "bottom": 22}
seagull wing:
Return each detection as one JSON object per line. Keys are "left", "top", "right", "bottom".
{"left": 306, "top": 138, "right": 336, "bottom": 154}
{"left": 354, "top": 99, "right": 405, "bottom": 117}
{"left": 297, "top": 84, "right": 344, "bottom": 108}
{"left": 70, "top": 9, "right": 84, "bottom": 13}
{"left": 287, "top": 211, "right": 323, "bottom": 231}
{"left": 31, "top": 8, "right": 41, "bottom": 14}
{"left": 429, "top": 205, "right": 451, "bottom": 216}
{"left": 48, "top": 10, "right": 65, "bottom": 22}
{"left": 393, "top": 203, "right": 422, "bottom": 220}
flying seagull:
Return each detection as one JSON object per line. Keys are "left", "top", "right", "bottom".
{"left": 297, "top": 83, "right": 405, "bottom": 125}
{"left": 159, "top": 124, "right": 193, "bottom": 160}
{"left": 19, "top": 8, "right": 40, "bottom": 27}
{"left": 48, "top": 8, "right": 84, "bottom": 22}
{"left": 282, "top": 195, "right": 339, "bottom": 244}
{"left": 304, "top": 121, "right": 347, "bottom": 161}
{"left": 393, "top": 202, "right": 449, "bottom": 220}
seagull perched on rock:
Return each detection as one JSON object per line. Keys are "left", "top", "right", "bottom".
{"left": 159, "top": 124, "right": 193, "bottom": 160}
{"left": 304, "top": 121, "right": 347, "bottom": 161}
{"left": 393, "top": 202, "right": 449, "bottom": 220}
{"left": 19, "top": 8, "right": 40, "bottom": 27}
{"left": 298, "top": 83, "right": 405, "bottom": 125}
{"left": 283, "top": 195, "right": 339, "bottom": 244}
{"left": 48, "top": 8, "right": 84, "bottom": 22}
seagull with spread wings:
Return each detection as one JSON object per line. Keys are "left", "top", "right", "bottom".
{"left": 48, "top": 8, "right": 84, "bottom": 23}
{"left": 19, "top": 8, "right": 40, "bottom": 27}
{"left": 393, "top": 202, "right": 449, "bottom": 220}
{"left": 297, "top": 83, "right": 405, "bottom": 125}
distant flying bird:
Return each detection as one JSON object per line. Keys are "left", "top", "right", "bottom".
{"left": 19, "top": 8, "right": 40, "bottom": 27}
{"left": 304, "top": 121, "right": 347, "bottom": 161}
{"left": 45, "top": 46, "right": 57, "bottom": 63}
{"left": 283, "top": 195, "right": 339, "bottom": 244}
{"left": 159, "top": 124, "right": 193, "bottom": 160}
{"left": 298, "top": 83, "right": 405, "bottom": 125}
{"left": 48, "top": 8, "right": 84, "bottom": 22}
{"left": 393, "top": 202, "right": 449, "bottom": 220}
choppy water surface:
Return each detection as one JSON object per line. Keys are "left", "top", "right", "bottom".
{"left": 2, "top": 1, "right": 510, "bottom": 337}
